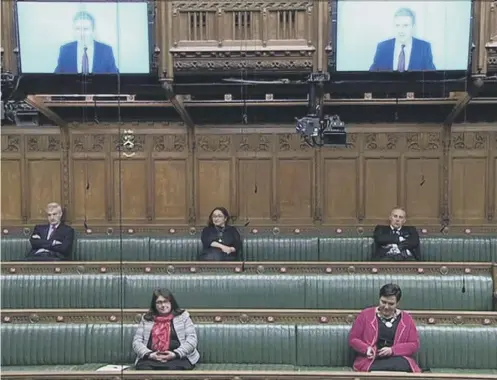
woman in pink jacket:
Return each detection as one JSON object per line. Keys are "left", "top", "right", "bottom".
{"left": 349, "top": 283, "right": 421, "bottom": 372}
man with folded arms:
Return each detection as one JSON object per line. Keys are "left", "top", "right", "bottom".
{"left": 372, "top": 207, "right": 420, "bottom": 261}
{"left": 25, "top": 202, "right": 75, "bottom": 261}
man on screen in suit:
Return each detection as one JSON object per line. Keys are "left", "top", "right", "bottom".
{"left": 54, "top": 11, "right": 118, "bottom": 74}
{"left": 370, "top": 8, "right": 436, "bottom": 72}
{"left": 372, "top": 207, "right": 421, "bottom": 261}
{"left": 25, "top": 202, "right": 75, "bottom": 261}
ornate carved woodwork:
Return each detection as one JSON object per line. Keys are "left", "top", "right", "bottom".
{"left": 1, "top": 124, "right": 496, "bottom": 232}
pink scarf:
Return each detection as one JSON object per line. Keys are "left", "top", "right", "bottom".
{"left": 151, "top": 314, "right": 174, "bottom": 352}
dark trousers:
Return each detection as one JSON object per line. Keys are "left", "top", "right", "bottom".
{"left": 135, "top": 358, "right": 194, "bottom": 371}
{"left": 199, "top": 249, "right": 238, "bottom": 262}
{"left": 20, "top": 254, "right": 63, "bottom": 261}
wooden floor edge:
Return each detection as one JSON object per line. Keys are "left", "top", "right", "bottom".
{"left": 1, "top": 370, "right": 496, "bottom": 380}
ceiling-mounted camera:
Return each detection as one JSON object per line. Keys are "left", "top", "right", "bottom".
{"left": 295, "top": 72, "right": 347, "bottom": 147}
{"left": 296, "top": 114, "right": 346, "bottom": 147}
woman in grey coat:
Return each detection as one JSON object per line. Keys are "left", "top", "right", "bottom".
{"left": 132, "top": 288, "right": 200, "bottom": 370}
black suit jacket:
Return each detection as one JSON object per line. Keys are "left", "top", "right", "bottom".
{"left": 54, "top": 41, "right": 118, "bottom": 74}
{"left": 28, "top": 223, "right": 75, "bottom": 260}
{"left": 372, "top": 225, "right": 420, "bottom": 260}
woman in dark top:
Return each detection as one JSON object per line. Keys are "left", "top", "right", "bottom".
{"left": 349, "top": 283, "right": 421, "bottom": 372}
{"left": 199, "top": 206, "right": 242, "bottom": 261}
{"left": 133, "top": 289, "right": 200, "bottom": 370}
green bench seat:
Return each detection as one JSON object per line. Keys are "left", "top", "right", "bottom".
{"left": 2, "top": 235, "right": 496, "bottom": 262}
{"left": 1, "top": 273, "right": 493, "bottom": 310}
{"left": 2, "top": 323, "right": 496, "bottom": 374}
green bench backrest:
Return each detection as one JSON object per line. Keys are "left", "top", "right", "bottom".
{"left": 149, "top": 237, "right": 201, "bottom": 261}
{"left": 0, "top": 237, "right": 31, "bottom": 261}
{"left": 2, "top": 323, "right": 496, "bottom": 370}
{"left": 1, "top": 273, "right": 492, "bottom": 311}
{"left": 124, "top": 274, "right": 306, "bottom": 309}
{"left": 243, "top": 236, "right": 319, "bottom": 261}
{"left": 2, "top": 235, "right": 496, "bottom": 262}
{"left": 1, "top": 324, "right": 88, "bottom": 365}
{"left": 1, "top": 274, "right": 124, "bottom": 308}
{"left": 298, "top": 325, "right": 497, "bottom": 370}
{"left": 75, "top": 237, "right": 149, "bottom": 261}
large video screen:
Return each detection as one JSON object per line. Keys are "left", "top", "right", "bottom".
{"left": 16, "top": 1, "right": 150, "bottom": 74}
{"left": 335, "top": 0, "right": 472, "bottom": 72}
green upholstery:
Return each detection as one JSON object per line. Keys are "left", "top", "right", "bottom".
{"left": 1, "top": 324, "right": 87, "bottom": 366}
{"left": 123, "top": 274, "right": 306, "bottom": 309}
{"left": 2, "top": 323, "right": 496, "bottom": 372}
{"left": 244, "top": 236, "right": 319, "bottom": 261}
{"left": 1, "top": 274, "right": 124, "bottom": 309}
{"left": 75, "top": 236, "right": 149, "bottom": 261}
{"left": 304, "top": 274, "right": 494, "bottom": 311}
{"left": 298, "top": 325, "right": 497, "bottom": 371}
{"left": 149, "top": 236, "right": 201, "bottom": 261}
{"left": 319, "top": 237, "right": 372, "bottom": 261}
{"left": 1, "top": 273, "right": 492, "bottom": 310}
{"left": 2, "top": 235, "right": 496, "bottom": 262}
{"left": 0, "top": 237, "right": 31, "bottom": 261}
{"left": 421, "top": 237, "right": 497, "bottom": 262}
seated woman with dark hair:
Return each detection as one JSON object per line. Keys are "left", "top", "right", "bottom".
{"left": 133, "top": 289, "right": 200, "bottom": 370}
{"left": 349, "top": 283, "right": 421, "bottom": 373}
{"left": 199, "top": 206, "right": 242, "bottom": 261}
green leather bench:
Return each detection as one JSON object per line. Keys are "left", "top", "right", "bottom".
{"left": 2, "top": 323, "right": 496, "bottom": 374}
{"left": 2, "top": 273, "right": 493, "bottom": 310}
{"left": 319, "top": 237, "right": 497, "bottom": 262}
{"left": 2, "top": 235, "right": 496, "bottom": 262}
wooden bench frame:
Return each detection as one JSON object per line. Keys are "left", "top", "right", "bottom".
{"left": 2, "top": 309, "right": 497, "bottom": 325}
{"left": 2, "top": 370, "right": 497, "bottom": 380}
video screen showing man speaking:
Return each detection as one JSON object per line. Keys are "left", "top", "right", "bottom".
{"left": 16, "top": 1, "right": 150, "bottom": 75}
{"left": 335, "top": 0, "right": 472, "bottom": 72}
{"left": 55, "top": 11, "right": 118, "bottom": 74}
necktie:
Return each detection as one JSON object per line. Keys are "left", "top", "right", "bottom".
{"left": 397, "top": 45, "right": 405, "bottom": 72}
{"left": 82, "top": 47, "right": 89, "bottom": 74}
{"left": 47, "top": 225, "right": 54, "bottom": 240}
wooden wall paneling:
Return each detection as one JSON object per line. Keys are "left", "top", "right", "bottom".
{"left": 195, "top": 133, "right": 234, "bottom": 223}
{"left": 1, "top": 0, "right": 16, "bottom": 73}
{"left": 70, "top": 132, "right": 108, "bottom": 223}
{"left": 449, "top": 131, "right": 489, "bottom": 224}
{"left": 276, "top": 134, "right": 314, "bottom": 224}
{"left": 320, "top": 134, "right": 359, "bottom": 225}
{"left": 1, "top": 134, "right": 23, "bottom": 222}
{"left": 110, "top": 132, "right": 148, "bottom": 222}
{"left": 151, "top": 132, "right": 189, "bottom": 224}
{"left": 24, "top": 133, "right": 62, "bottom": 222}
{"left": 403, "top": 132, "right": 442, "bottom": 225}
{"left": 234, "top": 134, "right": 274, "bottom": 224}
{"left": 362, "top": 133, "right": 401, "bottom": 223}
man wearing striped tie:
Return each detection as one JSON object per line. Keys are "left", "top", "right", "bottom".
{"left": 369, "top": 8, "right": 435, "bottom": 72}
{"left": 372, "top": 207, "right": 421, "bottom": 261}
{"left": 54, "top": 11, "right": 118, "bottom": 74}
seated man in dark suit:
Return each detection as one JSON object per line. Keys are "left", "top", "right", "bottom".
{"left": 370, "top": 8, "right": 435, "bottom": 72}
{"left": 26, "top": 202, "right": 75, "bottom": 261}
{"left": 373, "top": 207, "right": 420, "bottom": 261}
{"left": 54, "top": 11, "right": 118, "bottom": 74}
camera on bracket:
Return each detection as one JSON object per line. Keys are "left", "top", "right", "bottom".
{"left": 296, "top": 114, "right": 347, "bottom": 147}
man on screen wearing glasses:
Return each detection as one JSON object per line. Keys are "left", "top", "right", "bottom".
{"left": 54, "top": 11, "right": 118, "bottom": 74}
{"left": 370, "top": 8, "right": 435, "bottom": 72}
